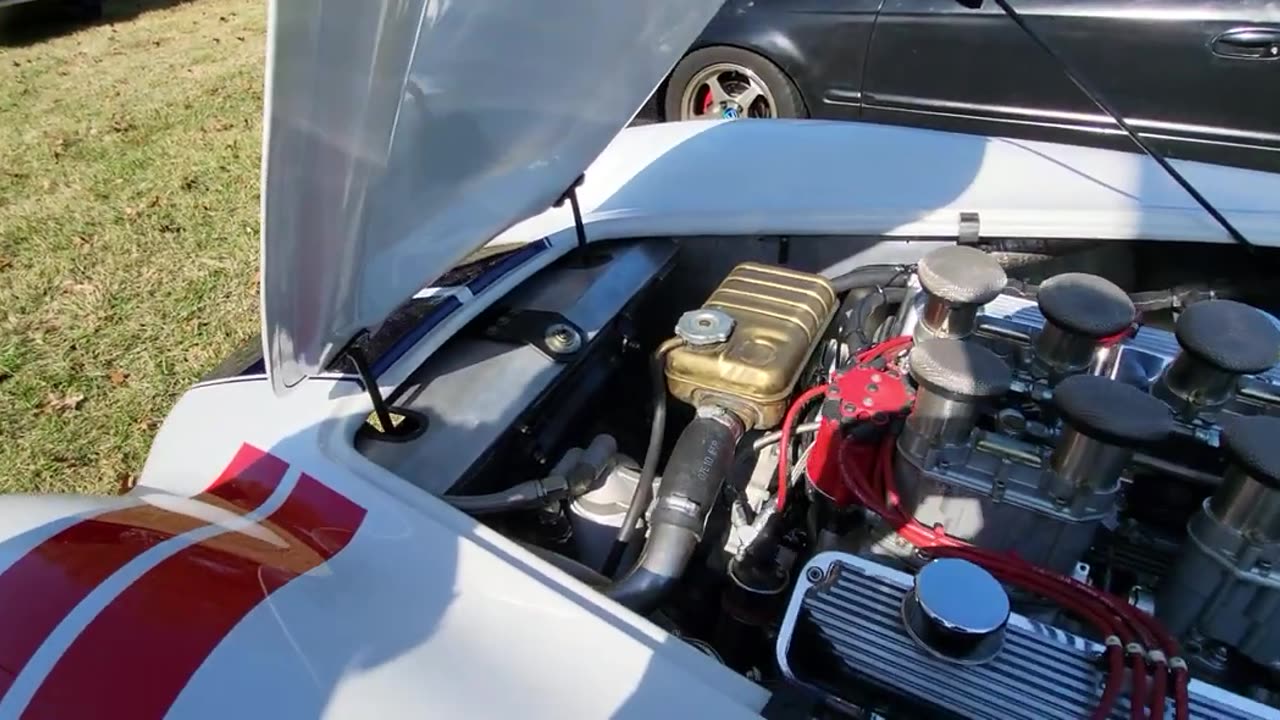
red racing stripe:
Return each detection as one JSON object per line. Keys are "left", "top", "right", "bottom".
{"left": 22, "top": 473, "right": 366, "bottom": 720}
{"left": 0, "top": 444, "right": 287, "bottom": 702}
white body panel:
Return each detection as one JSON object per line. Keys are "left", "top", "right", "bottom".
{"left": 493, "top": 119, "right": 1280, "bottom": 253}
{"left": 0, "top": 377, "right": 766, "bottom": 718}
{"left": 150, "top": 381, "right": 767, "bottom": 719}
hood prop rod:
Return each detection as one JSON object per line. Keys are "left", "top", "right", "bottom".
{"left": 969, "top": 0, "right": 1250, "bottom": 248}
{"left": 554, "top": 174, "right": 590, "bottom": 263}
{"left": 346, "top": 344, "right": 395, "bottom": 434}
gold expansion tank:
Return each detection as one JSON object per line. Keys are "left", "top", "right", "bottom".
{"left": 665, "top": 262, "right": 838, "bottom": 429}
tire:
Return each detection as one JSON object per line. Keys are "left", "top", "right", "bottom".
{"left": 664, "top": 46, "right": 806, "bottom": 121}
{"left": 60, "top": 0, "right": 103, "bottom": 21}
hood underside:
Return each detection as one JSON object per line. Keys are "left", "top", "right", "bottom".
{"left": 260, "top": 0, "right": 725, "bottom": 393}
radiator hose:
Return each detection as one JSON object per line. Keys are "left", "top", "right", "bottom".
{"left": 605, "top": 406, "right": 744, "bottom": 613}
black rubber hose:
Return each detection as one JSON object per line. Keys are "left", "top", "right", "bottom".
{"left": 520, "top": 542, "right": 609, "bottom": 586}
{"left": 601, "top": 338, "right": 684, "bottom": 576}
{"left": 850, "top": 286, "right": 907, "bottom": 348}
{"left": 444, "top": 480, "right": 561, "bottom": 515}
{"left": 828, "top": 264, "right": 910, "bottom": 295}
{"left": 605, "top": 410, "right": 743, "bottom": 613}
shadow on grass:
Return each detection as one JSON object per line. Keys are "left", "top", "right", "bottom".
{"left": 0, "top": 0, "right": 195, "bottom": 48}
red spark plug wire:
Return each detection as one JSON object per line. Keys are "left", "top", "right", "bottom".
{"left": 837, "top": 441, "right": 1129, "bottom": 720}
{"left": 776, "top": 385, "right": 829, "bottom": 511}
{"left": 872, "top": 434, "right": 1181, "bottom": 720}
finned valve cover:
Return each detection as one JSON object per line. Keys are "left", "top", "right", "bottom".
{"left": 776, "top": 552, "right": 1275, "bottom": 719}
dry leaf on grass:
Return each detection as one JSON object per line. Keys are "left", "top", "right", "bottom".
{"left": 42, "top": 392, "right": 85, "bottom": 414}
{"left": 107, "top": 369, "right": 129, "bottom": 386}
{"left": 60, "top": 280, "right": 98, "bottom": 295}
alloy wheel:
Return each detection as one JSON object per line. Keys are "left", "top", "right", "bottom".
{"left": 679, "top": 63, "right": 777, "bottom": 120}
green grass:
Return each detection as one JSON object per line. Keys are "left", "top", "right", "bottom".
{"left": 0, "top": 0, "right": 265, "bottom": 494}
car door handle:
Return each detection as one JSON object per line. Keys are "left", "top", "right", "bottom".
{"left": 1211, "top": 28, "right": 1280, "bottom": 59}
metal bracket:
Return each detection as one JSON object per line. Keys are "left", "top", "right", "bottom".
{"left": 958, "top": 211, "right": 981, "bottom": 245}
{"left": 482, "top": 308, "right": 585, "bottom": 362}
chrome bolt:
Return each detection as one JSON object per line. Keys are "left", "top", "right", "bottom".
{"left": 544, "top": 323, "right": 582, "bottom": 355}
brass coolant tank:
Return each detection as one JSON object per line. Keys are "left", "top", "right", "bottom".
{"left": 665, "top": 263, "right": 838, "bottom": 429}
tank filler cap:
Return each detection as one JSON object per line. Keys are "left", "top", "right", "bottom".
{"left": 917, "top": 245, "right": 1007, "bottom": 305}
{"left": 903, "top": 558, "right": 1009, "bottom": 664}
{"left": 675, "top": 308, "right": 735, "bottom": 346}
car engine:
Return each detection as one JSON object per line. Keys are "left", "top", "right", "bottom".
{"left": 370, "top": 240, "right": 1280, "bottom": 719}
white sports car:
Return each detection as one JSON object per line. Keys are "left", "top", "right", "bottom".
{"left": 2, "top": 1, "right": 1280, "bottom": 718}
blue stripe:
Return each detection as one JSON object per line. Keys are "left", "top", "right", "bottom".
{"left": 371, "top": 296, "right": 463, "bottom": 376}
{"left": 466, "top": 238, "right": 551, "bottom": 295}
{"left": 370, "top": 238, "right": 552, "bottom": 377}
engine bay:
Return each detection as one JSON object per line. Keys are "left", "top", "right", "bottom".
{"left": 357, "top": 237, "right": 1280, "bottom": 719}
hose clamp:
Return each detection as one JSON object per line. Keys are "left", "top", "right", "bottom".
{"left": 696, "top": 404, "right": 746, "bottom": 440}
{"left": 539, "top": 474, "right": 571, "bottom": 500}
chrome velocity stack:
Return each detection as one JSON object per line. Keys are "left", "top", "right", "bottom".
{"left": 1048, "top": 374, "right": 1173, "bottom": 501}
{"left": 1032, "top": 273, "right": 1135, "bottom": 376}
{"left": 1159, "top": 416, "right": 1280, "bottom": 667}
{"left": 1155, "top": 300, "right": 1280, "bottom": 415}
{"left": 901, "top": 338, "right": 1012, "bottom": 454}
{"left": 912, "top": 246, "right": 1007, "bottom": 343}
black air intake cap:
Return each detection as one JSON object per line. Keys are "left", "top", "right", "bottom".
{"left": 1054, "top": 374, "right": 1173, "bottom": 446}
{"left": 1221, "top": 415, "right": 1280, "bottom": 490}
{"left": 1036, "top": 273, "right": 1135, "bottom": 338}
{"left": 909, "top": 339, "right": 1012, "bottom": 400}
{"left": 1176, "top": 300, "right": 1280, "bottom": 375}
{"left": 917, "top": 246, "right": 1007, "bottom": 305}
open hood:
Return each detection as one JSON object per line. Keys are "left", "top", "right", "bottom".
{"left": 260, "top": 0, "right": 725, "bottom": 393}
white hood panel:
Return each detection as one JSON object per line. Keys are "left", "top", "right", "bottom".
{"left": 260, "top": 0, "right": 724, "bottom": 392}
